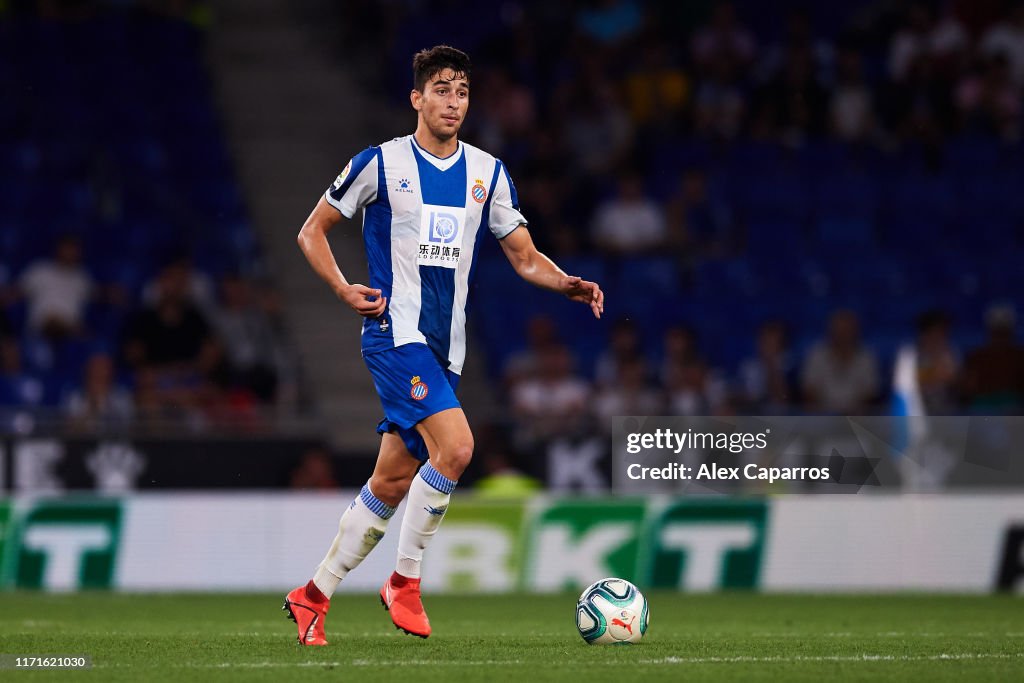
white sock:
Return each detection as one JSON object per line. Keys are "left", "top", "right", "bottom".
{"left": 313, "top": 482, "right": 395, "bottom": 598}
{"left": 396, "top": 461, "right": 457, "bottom": 579}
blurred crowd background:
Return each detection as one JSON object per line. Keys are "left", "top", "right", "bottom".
{"left": 2, "top": 0, "right": 1024, "bottom": 488}
{"left": 0, "top": 0, "right": 300, "bottom": 435}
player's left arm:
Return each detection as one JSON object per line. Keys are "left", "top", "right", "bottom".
{"left": 499, "top": 226, "right": 604, "bottom": 319}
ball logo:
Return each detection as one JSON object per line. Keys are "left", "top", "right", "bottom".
{"left": 471, "top": 179, "right": 487, "bottom": 203}
{"left": 410, "top": 375, "right": 429, "bottom": 400}
{"left": 611, "top": 612, "right": 635, "bottom": 635}
{"left": 428, "top": 211, "right": 460, "bottom": 244}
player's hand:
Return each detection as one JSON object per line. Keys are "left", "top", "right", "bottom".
{"left": 561, "top": 276, "right": 604, "bottom": 319}
{"left": 338, "top": 283, "right": 387, "bottom": 318}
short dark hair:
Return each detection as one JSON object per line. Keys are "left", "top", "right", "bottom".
{"left": 412, "top": 45, "right": 471, "bottom": 92}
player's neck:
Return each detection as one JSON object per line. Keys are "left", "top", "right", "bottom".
{"left": 413, "top": 128, "right": 459, "bottom": 159}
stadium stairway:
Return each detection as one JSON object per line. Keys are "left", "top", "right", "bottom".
{"left": 206, "top": 0, "right": 498, "bottom": 453}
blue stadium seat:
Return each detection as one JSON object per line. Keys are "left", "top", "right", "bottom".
{"left": 812, "top": 170, "right": 879, "bottom": 246}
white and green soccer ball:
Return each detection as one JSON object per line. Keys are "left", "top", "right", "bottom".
{"left": 576, "top": 577, "right": 649, "bottom": 645}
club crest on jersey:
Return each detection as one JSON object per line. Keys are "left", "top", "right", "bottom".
{"left": 471, "top": 179, "right": 487, "bottom": 203}
{"left": 332, "top": 160, "right": 352, "bottom": 190}
{"left": 410, "top": 376, "right": 429, "bottom": 400}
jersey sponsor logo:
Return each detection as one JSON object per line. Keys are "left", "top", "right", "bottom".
{"left": 471, "top": 179, "right": 487, "bottom": 203}
{"left": 396, "top": 178, "right": 414, "bottom": 193}
{"left": 418, "top": 204, "right": 466, "bottom": 269}
{"left": 428, "top": 212, "right": 459, "bottom": 244}
{"left": 332, "top": 160, "right": 352, "bottom": 190}
{"left": 410, "top": 375, "right": 429, "bottom": 400}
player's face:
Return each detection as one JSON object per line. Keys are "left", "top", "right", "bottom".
{"left": 412, "top": 68, "right": 469, "bottom": 141}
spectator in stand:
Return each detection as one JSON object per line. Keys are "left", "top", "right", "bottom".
{"left": 756, "top": 8, "right": 834, "bottom": 86}
{"left": 756, "top": 42, "right": 829, "bottom": 141}
{"left": 211, "top": 273, "right": 284, "bottom": 403}
{"left": 474, "top": 67, "right": 537, "bottom": 157}
{"left": 18, "top": 235, "right": 93, "bottom": 341}
{"left": 882, "top": 52, "right": 956, "bottom": 143}
{"left": 503, "top": 314, "right": 561, "bottom": 389}
{"left": 593, "top": 357, "right": 664, "bottom": 429}
{"left": 64, "top": 351, "right": 134, "bottom": 429}
{"left": 665, "top": 168, "right": 735, "bottom": 257}
{"left": 622, "top": 43, "right": 690, "bottom": 132}
{"left": 659, "top": 324, "right": 699, "bottom": 385}
{"left": 963, "top": 304, "right": 1024, "bottom": 413}
{"left": 691, "top": 1, "right": 756, "bottom": 74}
{"left": 888, "top": 2, "right": 968, "bottom": 82}
{"left": 123, "top": 259, "right": 218, "bottom": 420}
{"left": 0, "top": 336, "right": 44, "bottom": 408}
{"left": 511, "top": 344, "right": 590, "bottom": 446}
{"left": 802, "top": 309, "right": 879, "bottom": 414}
{"left": 591, "top": 172, "right": 666, "bottom": 254}
{"left": 595, "top": 317, "right": 648, "bottom": 387}
{"left": 131, "top": 367, "right": 166, "bottom": 426}
{"left": 981, "top": 2, "right": 1024, "bottom": 86}
{"left": 955, "top": 54, "right": 1022, "bottom": 140}
{"left": 663, "top": 352, "right": 712, "bottom": 417}
{"left": 141, "top": 253, "right": 216, "bottom": 316}
{"left": 693, "top": 51, "right": 748, "bottom": 140}
{"left": 474, "top": 451, "right": 542, "bottom": 499}
{"left": 912, "top": 310, "right": 960, "bottom": 415}
{"left": 289, "top": 447, "right": 339, "bottom": 490}
{"left": 125, "top": 260, "right": 213, "bottom": 372}
{"left": 559, "top": 67, "right": 634, "bottom": 176}
{"left": 659, "top": 324, "right": 728, "bottom": 415}
{"left": 830, "top": 46, "right": 876, "bottom": 142}
{"left": 738, "top": 320, "right": 796, "bottom": 414}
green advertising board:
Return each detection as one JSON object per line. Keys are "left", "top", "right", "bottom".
{"left": 1, "top": 499, "right": 121, "bottom": 590}
{"left": 524, "top": 498, "right": 648, "bottom": 591}
{"left": 644, "top": 499, "right": 767, "bottom": 590}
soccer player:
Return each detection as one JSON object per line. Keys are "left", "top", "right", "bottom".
{"left": 284, "top": 45, "right": 603, "bottom": 645}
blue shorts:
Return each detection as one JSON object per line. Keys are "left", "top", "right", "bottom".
{"left": 364, "top": 342, "right": 461, "bottom": 463}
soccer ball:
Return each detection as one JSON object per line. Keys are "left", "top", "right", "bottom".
{"left": 576, "top": 577, "right": 649, "bottom": 645}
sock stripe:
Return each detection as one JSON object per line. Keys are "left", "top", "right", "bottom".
{"left": 360, "top": 484, "right": 396, "bottom": 519}
{"left": 418, "top": 461, "right": 457, "bottom": 494}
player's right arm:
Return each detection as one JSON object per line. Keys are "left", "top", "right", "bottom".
{"left": 296, "top": 196, "right": 386, "bottom": 318}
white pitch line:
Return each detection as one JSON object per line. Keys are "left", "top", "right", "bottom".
{"left": 74, "top": 630, "right": 1024, "bottom": 640}
{"left": 640, "top": 653, "right": 1024, "bottom": 665}
{"left": 92, "top": 652, "right": 1024, "bottom": 669}
{"left": 749, "top": 632, "right": 1024, "bottom": 638}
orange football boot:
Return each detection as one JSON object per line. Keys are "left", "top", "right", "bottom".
{"left": 379, "top": 572, "right": 431, "bottom": 638}
{"left": 283, "top": 582, "right": 329, "bottom": 646}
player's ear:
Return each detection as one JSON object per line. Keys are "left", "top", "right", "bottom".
{"left": 410, "top": 89, "right": 422, "bottom": 111}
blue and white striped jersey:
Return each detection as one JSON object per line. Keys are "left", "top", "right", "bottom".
{"left": 325, "top": 134, "right": 526, "bottom": 375}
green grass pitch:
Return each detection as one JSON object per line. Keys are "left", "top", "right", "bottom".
{"left": 0, "top": 592, "right": 1021, "bottom": 682}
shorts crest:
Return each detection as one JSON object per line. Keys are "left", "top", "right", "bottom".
{"left": 410, "top": 375, "right": 429, "bottom": 400}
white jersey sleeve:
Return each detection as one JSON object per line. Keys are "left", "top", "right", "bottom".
{"left": 325, "top": 147, "right": 379, "bottom": 219}
{"left": 488, "top": 160, "right": 527, "bottom": 239}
